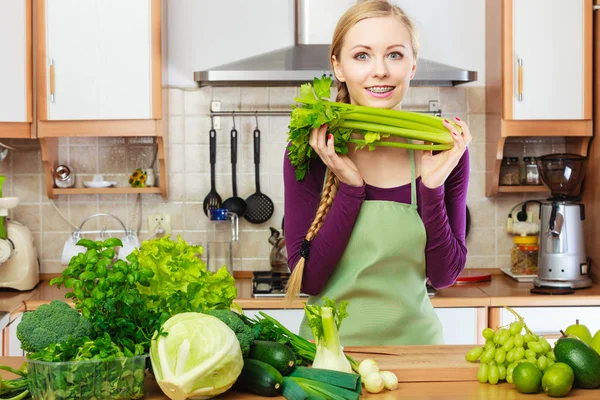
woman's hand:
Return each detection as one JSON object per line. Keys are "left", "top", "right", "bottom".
{"left": 309, "top": 124, "right": 363, "bottom": 187}
{"left": 420, "top": 117, "right": 472, "bottom": 189}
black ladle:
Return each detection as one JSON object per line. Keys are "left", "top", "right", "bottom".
{"left": 245, "top": 119, "right": 274, "bottom": 224}
{"left": 203, "top": 127, "right": 222, "bottom": 216}
{"left": 222, "top": 118, "right": 247, "bottom": 217}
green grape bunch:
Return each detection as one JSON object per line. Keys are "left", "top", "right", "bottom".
{"left": 465, "top": 306, "right": 555, "bottom": 385}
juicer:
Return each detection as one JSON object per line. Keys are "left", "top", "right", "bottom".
{"left": 0, "top": 176, "right": 39, "bottom": 290}
{"left": 534, "top": 154, "right": 591, "bottom": 289}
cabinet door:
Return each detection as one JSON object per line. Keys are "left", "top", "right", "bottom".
{"left": 243, "top": 310, "right": 306, "bottom": 335}
{"left": 512, "top": 0, "right": 586, "bottom": 120}
{"left": 435, "top": 308, "right": 481, "bottom": 345}
{"left": 41, "top": 0, "right": 153, "bottom": 121}
{"left": 497, "top": 306, "right": 600, "bottom": 345}
{"left": 0, "top": 0, "right": 30, "bottom": 123}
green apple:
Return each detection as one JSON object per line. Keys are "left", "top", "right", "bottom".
{"left": 564, "top": 319, "right": 593, "bottom": 346}
{"left": 591, "top": 330, "right": 600, "bottom": 355}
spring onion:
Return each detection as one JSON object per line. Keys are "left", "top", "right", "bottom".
{"left": 286, "top": 75, "right": 458, "bottom": 180}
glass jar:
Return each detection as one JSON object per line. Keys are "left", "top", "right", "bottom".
{"left": 205, "top": 208, "right": 239, "bottom": 275}
{"left": 500, "top": 157, "right": 521, "bottom": 186}
{"left": 522, "top": 157, "right": 540, "bottom": 185}
{"left": 54, "top": 165, "right": 75, "bottom": 188}
{"left": 510, "top": 236, "right": 539, "bottom": 275}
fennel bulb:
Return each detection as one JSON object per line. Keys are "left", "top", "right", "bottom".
{"left": 304, "top": 298, "right": 353, "bottom": 374}
{"left": 150, "top": 312, "right": 243, "bottom": 400}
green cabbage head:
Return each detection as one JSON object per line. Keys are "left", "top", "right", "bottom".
{"left": 150, "top": 312, "right": 243, "bottom": 400}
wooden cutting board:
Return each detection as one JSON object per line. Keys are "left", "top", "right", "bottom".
{"left": 346, "top": 345, "right": 479, "bottom": 382}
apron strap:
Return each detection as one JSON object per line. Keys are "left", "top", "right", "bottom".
{"left": 409, "top": 146, "right": 417, "bottom": 208}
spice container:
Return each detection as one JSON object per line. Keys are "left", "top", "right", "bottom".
{"left": 500, "top": 157, "right": 521, "bottom": 186}
{"left": 510, "top": 236, "right": 539, "bottom": 275}
{"left": 521, "top": 157, "right": 540, "bottom": 185}
{"left": 54, "top": 165, "right": 75, "bottom": 188}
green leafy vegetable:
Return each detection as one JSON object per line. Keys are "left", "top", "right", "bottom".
{"left": 16, "top": 300, "right": 92, "bottom": 353}
{"left": 134, "top": 235, "right": 237, "bottom": 316}
{"left": 49, "top": 238, "right": 162, "bottom": 357}
{"left": 287, "top": 75, "right": 457, "bottom": 180}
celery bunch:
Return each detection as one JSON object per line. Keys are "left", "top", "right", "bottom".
{"left": 286, "top": 75, "right": 456, "bottom": 180}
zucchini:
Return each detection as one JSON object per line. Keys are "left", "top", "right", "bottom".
{"left": 248, "top": 340, "right": 297, "bottom": 376}
{"left": 234, "top": 358, "right": 283, "bottom": 397}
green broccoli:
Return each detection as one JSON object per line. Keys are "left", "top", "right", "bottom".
{"left": 205, "top": 309, "right": 254, "bottom": 357}
{"left": 16, "top": 300, "right": 92, "bottom": 353}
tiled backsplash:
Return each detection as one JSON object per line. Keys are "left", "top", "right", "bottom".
{"left": 1, "top": 85, "right": 560, "bottom": 274}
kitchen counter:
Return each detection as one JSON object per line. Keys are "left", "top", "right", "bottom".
{"left": 0, "top": 346, "right": 598, "bottom": 399}
{"left": 15, "top": 273, "right": 600, "bottom": 313}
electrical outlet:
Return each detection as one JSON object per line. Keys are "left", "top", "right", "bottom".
{"left": 148, "top": 213, "right": 172, "bottom": 235}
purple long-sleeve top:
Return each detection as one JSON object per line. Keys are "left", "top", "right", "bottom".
{"left": 283, "top": 147, "right": 470, "bottom": 296}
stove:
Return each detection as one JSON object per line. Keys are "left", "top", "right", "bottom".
{"left": 252, "top": 271, "right": 308, "bottom": 298}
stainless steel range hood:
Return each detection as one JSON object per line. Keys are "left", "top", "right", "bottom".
{"left": 194, "top": 1, "right": 477, "bottom": 87}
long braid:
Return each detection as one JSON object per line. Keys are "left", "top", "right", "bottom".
{"left": 284, "top": 170, "right": 340, "bottom": 305}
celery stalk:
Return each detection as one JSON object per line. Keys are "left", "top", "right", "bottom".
{"left": 342, "top": 111, "right": 447, "bottom": 134}
{"left": 340, "top": 120, "right": 453, "bottom": 144}
{"left": 349, "top": 139, "right": 452, "bottom": 151}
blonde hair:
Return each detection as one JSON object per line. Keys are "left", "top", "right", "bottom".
{"left": 285, "top": 0, "right": 419, "bottom": 304}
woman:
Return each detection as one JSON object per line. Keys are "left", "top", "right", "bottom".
{"left": 283, "top": 0, "right": 471, "bottom": 345}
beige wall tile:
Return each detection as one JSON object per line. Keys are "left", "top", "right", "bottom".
{"left": 465, "top": 227, "right": 496, "bottom": 256}
{"left": 269, "top": 87, "right": 298, "bottom": 111}
{"left": 184, "top": 87, "right": 212, "bottom": 116}
{"left": 184, "top": 116, "right": 211, "bottom": 144}
{"left": 70, "top": 202, "right": 100, "bottom": 230}
{"left": 468, "top": 87, "right": 486, "bottom": 114}
{"left": 12, "top": 148, "right": 42, "bottom": 174}
{"left": 240, "top": 229, "right": 271, "bottom": 259}
{"left": 468, "top": 114, "right": 486, "bottom": 144}
{"left": 13, "top": 175, "right": 41, "bottom": 203}
{"left": 467, "top": 199, "right": 495, "bottom": 229}
{"left": 98, "top": 146, "right": 127, "bottom": 174}
{"left": 126, "top": 146, "right": 155, "bottom": 173}
{"left": 41, "top": 260, "right": 63, "bottom": 274}
{"left": 185, "top": 144, "right": 206, "bottom": 173}
{"left": 71, "top": 146, "right": 98, "bottom": 175}
{"left": 407, "top": 87, "right": 439, "bottom": 108}
{"left": 241, "top": 88, "right": 269, "bottom": 111}
{"left": 212, "top": 87, "right": 241, "bottom": 111}
{"left": 168, "top": 116, "right": 184, "bottom": 144}
{"left": 440, "top": 87, "right": 467, "bottom": 114}
{"left": 496, "top": 227, "right": 514, "bottom": 258}
{"left": 11, "top": 204, "right": 41, "bottom": 232}
{"left": 469, "top": 143, "right": 486, "bottom": 173}
{"left": 465, "top": 255, "right": 495, "bottom": 269}
{"left": 41, "top": 232, "right": 70, "bottom": 261}
{"left": 168, "top": 89, "right": 183, "bottom": 116}
{"left": 41, "top": 204, "right": 73, "bottom": 232}
{"left": 168, "top": 173, "right": 185, "bottom": 201}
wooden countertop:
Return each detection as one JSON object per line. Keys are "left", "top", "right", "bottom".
{"left": 8, "top": 273, "right": 600, "bottom": 314}
{"left": 1, "top": 346, "right": 599, "bottom": 399}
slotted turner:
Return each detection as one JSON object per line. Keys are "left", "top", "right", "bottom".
{"left": 245, "top": 126, "right": 274, "bottom": 224}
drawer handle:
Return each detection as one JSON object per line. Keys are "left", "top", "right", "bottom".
{"left": 49, "top": 58, "right": 55, "bottom": 103}
{"left": 517, "top": 58, "right": 523, "bottom": 102}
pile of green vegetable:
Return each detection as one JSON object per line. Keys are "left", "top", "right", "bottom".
{"left": 0, "top": 235, "right": 239, "bottom": 400}
{"left": 286, "top": 75, "right": 458, "bottom": 180}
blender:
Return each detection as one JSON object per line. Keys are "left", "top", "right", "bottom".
{"left": 534, "top": 154, "right": 591, "bottom": 289}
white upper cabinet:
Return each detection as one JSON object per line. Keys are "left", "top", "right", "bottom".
{"left": 512, "top": 0, "right": 587, "bottom": 120}
{"left": 40, "top": 0, "right": 156, "bottom": 121}
{"left": 0, "top": 0, "right": 30, "bottom": 123}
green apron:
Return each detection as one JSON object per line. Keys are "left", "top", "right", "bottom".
{"left": 298, "top": 149, "right": 444, "bottom": 345}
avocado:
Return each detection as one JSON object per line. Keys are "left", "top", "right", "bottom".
{"left": 554, "top": 337, "right": 600, "bottom": 389}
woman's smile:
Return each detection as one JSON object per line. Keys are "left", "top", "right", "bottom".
{"left": 365, "top": 85, "right": 396, "bottom": 98}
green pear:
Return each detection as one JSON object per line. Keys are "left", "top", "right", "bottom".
{"left": 564, "top": 319, "right": 593, "bottom": 346}
{"left": 591, "top": 330, "right": 600, "bottom": 355}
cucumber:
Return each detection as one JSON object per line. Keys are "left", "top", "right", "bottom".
{"left": 234, "top": 358, "right": 283, "bottom": 397}
{"left": 248, "top": 340, "right": 297, "bottom": 376}
{"left": 554, "top": 337, "right": 600, "bottom": 389}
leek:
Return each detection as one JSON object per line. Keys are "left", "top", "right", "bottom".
{"left": 286, "top": 75, "right": 459, "bottom": 180}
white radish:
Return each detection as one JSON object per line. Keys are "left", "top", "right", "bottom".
{"left": 380, "top": 370, "right": 399, "bottom": 390}
{"left": 364, "top": 372, "right": 385, "bottom": 393}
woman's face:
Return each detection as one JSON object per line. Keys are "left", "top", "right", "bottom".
{"left": 332, "top": 16, "right": 416, "bottom": 109}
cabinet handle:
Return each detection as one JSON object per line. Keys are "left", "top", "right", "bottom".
{"left": 49, "top": 58, "right": 55, "bottom": 103}
{"left": 517, "top": 58, "right": 523, "bottom": 102}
